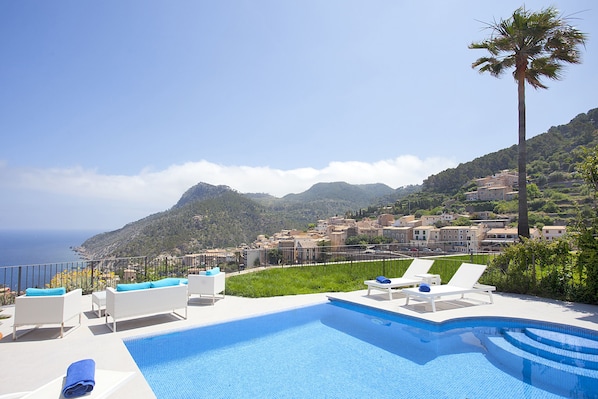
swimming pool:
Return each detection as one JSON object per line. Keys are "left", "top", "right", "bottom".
{"left": 125, "top": 300, "right": 598, "bottom": 398}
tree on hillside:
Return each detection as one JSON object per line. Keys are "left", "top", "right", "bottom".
{"left": 469, "top": 6, "right": 586, "bottom": 239}
{"left": 575, "top": 146, "right": 598, "bottom": 303}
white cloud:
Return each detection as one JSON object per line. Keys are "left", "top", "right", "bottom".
{"left": 3, "top": 155, "right": 456, "bottom": 199}
{"left": 0, "top": 156, "right": 456, "bottom": 229}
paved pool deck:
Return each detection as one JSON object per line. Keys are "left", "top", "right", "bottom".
{"left": 1, "top": 289, "right": 597, "bottom": 398}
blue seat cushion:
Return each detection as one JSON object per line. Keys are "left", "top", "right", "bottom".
{"left": 116, "top": 282, "right": 152, "bottom": 292}
{"left": 25, "top": 287, "right": 66, "bottom": 296}
{"left": 150, "top": 278, "right": 181, "bottom": 288}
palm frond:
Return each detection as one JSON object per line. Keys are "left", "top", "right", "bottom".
{"left": 469, "top": 5, "right": 587, "bottom": 89}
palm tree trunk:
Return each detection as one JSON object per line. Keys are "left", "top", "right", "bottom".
{"left": 517, "top": 68, "right": 530, "bottom": 239}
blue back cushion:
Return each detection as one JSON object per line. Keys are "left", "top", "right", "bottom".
{"left": 25, "top": 287, "right": 66, "bottom": 296}
{"left": 206, "top": 267, "right": 220, "bottom": 276}
{"left": 150, "top": 278, "right": 181, "bottom": 288}
{"left": 116, "top": 282, "right": 151, "bottom": 292}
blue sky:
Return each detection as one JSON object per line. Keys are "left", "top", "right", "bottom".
{"left": 0, "top": 1, "right": 596, "bottom": 231}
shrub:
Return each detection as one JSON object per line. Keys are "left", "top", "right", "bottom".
{"left": 485, "top": 238, "right": 587, "bottom": 302}
{"left": 49, "top": 268, "right": 116, "bottom": 295}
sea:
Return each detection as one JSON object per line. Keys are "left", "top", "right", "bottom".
{"left": 0, "top": 230, "right": 102, "bottom": 291}
{"left": 0, "top": 230, "right": 100, "bottom": 267}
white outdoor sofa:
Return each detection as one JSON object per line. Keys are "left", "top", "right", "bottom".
{"left": 13, "top": 288, "right": 82, "bottom": 340}
{"left": 105, "top": 282, "right": 188, "bottom": 332}
{"left": 188, "top": 272, "right": 226, "bottom": 305}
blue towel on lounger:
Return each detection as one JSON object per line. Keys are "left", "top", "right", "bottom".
{"left": 62, "top": 359, "right": 95, "bottom": 398}
{"left": 419, "top": 283, "right": 431, "bottom": 292}
{"left": 376, "top": 276, "right": 391, "bottom": 284}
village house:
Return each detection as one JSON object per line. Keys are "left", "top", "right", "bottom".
{"left": 382, "top": 226, "right": 412, "bottom": 243}
{"left": 356, "top": 218, "right": 382, "bottom": 238}
{"left": 465, "top": 170, "right": 519, "bottom": 201}
{"left": 542, "top": 226, "right": 567, "bottom": 241}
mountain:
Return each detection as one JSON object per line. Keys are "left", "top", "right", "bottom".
{"left": 278, "top": 182, "right": 396, "bottom": 219}
{"left": 81, "top": 188, "right": 288, "bottom": 258}
{"left": 245, "top": 181, "right": 399, "bottom": 225}
{"left": 282, "top": 182, "right": 394, "bottom": 203}
{"left": 173, "top": 182, "right": 236, "bottom": 208}
{"left": 80, "top": 181, "right": 399, "bottom": 258}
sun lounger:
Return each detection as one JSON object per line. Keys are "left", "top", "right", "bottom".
{"left": 403, "top": 262, "right": 495, "bottom": 312}
{"left": 364, "top": 258, "right": 435, "bottom": 300}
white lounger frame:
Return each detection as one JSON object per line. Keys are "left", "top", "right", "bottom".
{"left": 403, "top": 263, "right": 495, "bottom": 312}
{"left": 364, "top": 258, "right": 434, "bottom": 300}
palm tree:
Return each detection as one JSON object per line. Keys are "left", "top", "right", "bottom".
{"left": 469, "top": 6, "right": 586, "bottom": 238}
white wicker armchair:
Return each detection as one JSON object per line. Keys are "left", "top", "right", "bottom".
{"left": 187, "top": 272, "right": 226, "bottom": 305}
{"left": 13, "top": 288, "right": 82, "bottom": 340}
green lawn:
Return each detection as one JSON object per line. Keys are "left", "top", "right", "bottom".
{"left": 226, "top": 255, "right": 492, "bottom": 298}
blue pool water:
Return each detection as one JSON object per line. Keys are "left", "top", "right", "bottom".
{"left": 125, "top": 301, "right": 598, "bottom": 399}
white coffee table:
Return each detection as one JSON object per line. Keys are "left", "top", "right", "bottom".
{"left": 91, "top": 291, "right": 106, "bottom": 317}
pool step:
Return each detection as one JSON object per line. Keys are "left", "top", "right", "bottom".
{"left": 525, "top": 328, "right": 598, "bottom": 355}
{"left": 503, "top": 329, "right": 598, "bottom": 370}
{"left": 481, "top": 329, "right": 598, "bottom": 398}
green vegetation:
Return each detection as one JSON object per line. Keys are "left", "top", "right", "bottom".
{"left": 422, "top": 109, "right": 598, "bottom": 198}
{"left": 226, "top": 255, "right": 494, "bottom": 298}
{"left": 484, "top": 233, "right": 598, "bottom": 304}
{"left": 486, "top": 238, "right": 575, "bottom": 297}
{"left": 479, "top": 146, "right": 598, "bottom": 305}
{"left": 344, "top": 235, "right": 392, "bottom": 246}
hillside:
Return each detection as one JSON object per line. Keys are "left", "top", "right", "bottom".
{"left": 81, "top": 189, "right": 286, "bottom": 258}
{"left": 423, "top": 108, "right": 598, "bottom": 194}
{"left": 80, "top": 181, "right": 401, "bottom": 258}
{"left": 81, "top": 107, "right": 598, "bottom": 258}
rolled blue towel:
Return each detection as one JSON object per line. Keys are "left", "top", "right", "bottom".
{"left": 376, "top": 276, "right": 391, "bottom": 284}
{"left": 419, "top": 283, "right": 431, "bottom": 292}
{"left": 62, "top": 359, "right": 95, "bottom": 398}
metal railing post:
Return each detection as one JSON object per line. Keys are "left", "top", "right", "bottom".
{"left": 90, "top": 261, "right": 95, "bottom": 292}
{"left": 17, "top": 266, "right": 22, "bottom": 295}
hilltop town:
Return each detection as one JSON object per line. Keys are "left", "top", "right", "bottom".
{"left": 179, "top": 169, "right": 566, "bottom": 269}
{"left": 184, "top": 215, "right": 566, "bottom": 269}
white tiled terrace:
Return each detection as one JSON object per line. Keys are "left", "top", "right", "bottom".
{"left": 1, "top": 289, "right": 597, "bottom": 398}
